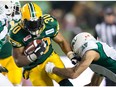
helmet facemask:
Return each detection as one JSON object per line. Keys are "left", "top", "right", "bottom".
{"left": 21, "top": 3, "right": 43, "bottom": 36}
{"left": 12, "top": 3, "right": 20, "bottom": 16}
{"left": 4, "top": 1, "right": 14, "bottom": 21}
{"left": 24, "top": 17, "right": 43, "bottom": 36}
{"left": 12, "top": 1, "right": 21, "bottom": 21}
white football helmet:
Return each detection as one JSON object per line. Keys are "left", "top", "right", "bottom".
{"left": 0, "top": 1, "right": 21, "bottom": 21}
{"left": 71, "top": 32, "right": 96, "bottom": 54}
{"left": 2, "top": 1, "right": 14, "bottom": 15}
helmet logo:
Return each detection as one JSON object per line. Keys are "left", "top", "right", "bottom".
{"left": 85, "top": 34, "right": 90, "bottom": 40}
{"left": 81, "top": 42, "right": 88, "bottom": 52}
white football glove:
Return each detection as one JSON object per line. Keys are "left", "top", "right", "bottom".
{"left": 45, "top": 62, "right": 55, "bottom": 73}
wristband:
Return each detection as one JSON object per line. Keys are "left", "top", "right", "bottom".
{"left": 67, "top": 51, "right": 75, "bottom": 59}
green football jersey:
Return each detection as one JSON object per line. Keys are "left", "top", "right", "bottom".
{"left": 9, "top": 14, "right": 59, "bottom": 70}
{"left": 79, "top": 41, "right": 116, "bottom": 82}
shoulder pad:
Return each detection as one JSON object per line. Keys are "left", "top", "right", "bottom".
{"left": 42, "top": 14, "right": 60, "bottom": 38}
{"left": 42, "top": 14, "right": 57, "bottom": 24}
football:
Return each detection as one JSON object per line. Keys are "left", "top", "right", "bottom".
{"left": 24, "top": 39, "right": 42, "bottom": 55}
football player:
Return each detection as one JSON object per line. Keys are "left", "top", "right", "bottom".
{"left": 0, "top": 1, "right": 22, "bottom": 86}
{"left": 9, "top": 2, "right": 77, "bottom": 86}
{"left": 45, "top": 32, "right": 116, "bottom": 86}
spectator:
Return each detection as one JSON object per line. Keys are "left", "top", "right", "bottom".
{"left": 64, "top": 13, "right": 82, "bottom": 43}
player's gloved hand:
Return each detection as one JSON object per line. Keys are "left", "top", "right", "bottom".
{"left": 45, "top": 62, "right": 55, "bottom": 73}
{"left": 24, "top": 40, "right": 46, "bottom": 62}
{"left": 67, "top": 51, "right": 81, "bottom": 65}
{"left": 33, "top": 40, "right": 46, "bottom": 57}
{"left": 71, "top": 54, "right": 81, "bottom": 65}
{"left": 0, "top": 66, "right": 8, "bottom": 73}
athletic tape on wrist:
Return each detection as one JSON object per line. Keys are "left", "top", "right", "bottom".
{"left": 67, "top": 51, "right": 75, "bottom": 59}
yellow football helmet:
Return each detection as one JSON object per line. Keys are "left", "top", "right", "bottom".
{"left": 21, "top": 3, "right": 43, "bottom": 35}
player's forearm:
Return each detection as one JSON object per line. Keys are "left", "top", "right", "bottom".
{"left": 59, "top": 40, "right": 72, "bottom": 55}
{"left": 13, "top": 48, "right": 31, "bottom": 67}
{"left": 51, "top": 58, "right": 91, "bottom": 79}
{"left": 53, "top": 67, "right": 75, "bottom": 79}
{"left": 13, "top": 55, "right": 30, "bottom": 67}
{"left": 53, "top": 32, "right": 72, "bottom": 55}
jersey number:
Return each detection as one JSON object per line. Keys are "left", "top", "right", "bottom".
{"left": 11, "top": 25, "right": 21, "bottom": 34}
{"left": 43, "top": 14, "right": 54, "bottom": 24}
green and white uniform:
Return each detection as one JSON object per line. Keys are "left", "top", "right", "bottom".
{"left": 9, "top": 14, "right": 59, "bottom": 70}
{"left": 80, "top": 41, "right": 116, "bottom": 82}
{"left": 0, "top": 13, "right": 20, "bottom": 59}
{"left": 0, "top": 14, "right": 8, "bottom": 51}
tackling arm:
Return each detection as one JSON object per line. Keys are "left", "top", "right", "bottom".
{"left": 46, "top": 50, "right": 99, "bottom": 79}
{"left": 53, "top": 51, "right": 95, "bottom": 79}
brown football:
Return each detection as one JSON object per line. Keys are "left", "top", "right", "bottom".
{"left": 24, "top": 39, "right": 42, "bottom": 55}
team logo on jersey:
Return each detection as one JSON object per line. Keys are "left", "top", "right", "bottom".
{"left": 23, "top": 35, "right": 32, "bottom": 41}
{"left": 45, "top": 28, "right": 54, "bottom": 35}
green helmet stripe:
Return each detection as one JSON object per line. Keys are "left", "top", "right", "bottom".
{"left": 28, "top": 3, "right": 35, "bottom": 18}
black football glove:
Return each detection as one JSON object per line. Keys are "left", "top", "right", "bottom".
{"left": 71, "top": 53, "right": 81, "bottom": 65}
{"left": 0, "top": 66, "right": 8, "bottom": 73}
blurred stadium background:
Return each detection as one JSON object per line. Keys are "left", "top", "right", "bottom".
{"left": 16, "top": 1, "right": 116, "bottom": 86}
